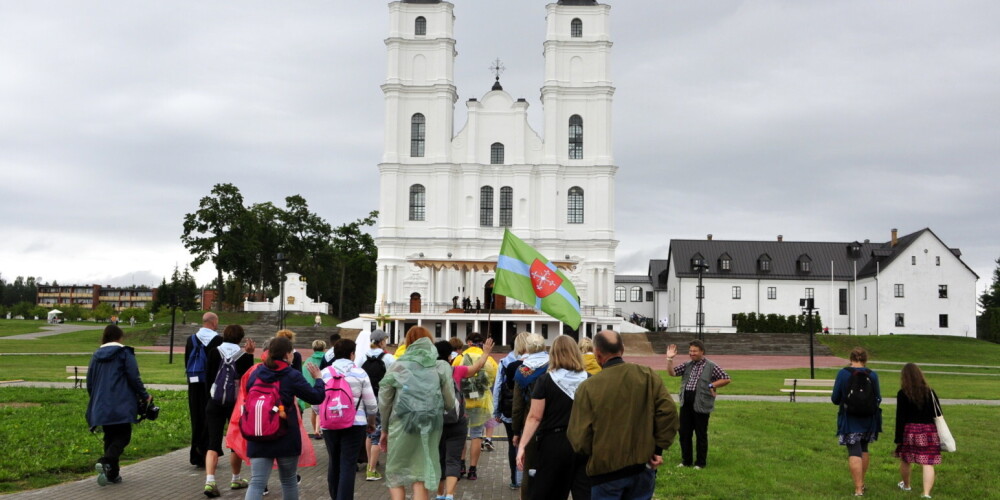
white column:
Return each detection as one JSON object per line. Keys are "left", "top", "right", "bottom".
{"left": 428, "top": 267, "right": 435, "bottom": 307}
{"left": 502, "top": 319, "right": 507, "bottom": 346}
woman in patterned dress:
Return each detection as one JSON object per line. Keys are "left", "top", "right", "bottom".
{"left": 894, "top": 363, "right": 942, "bottom": 499}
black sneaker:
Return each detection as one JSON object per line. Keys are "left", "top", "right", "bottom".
{"left": 459, "top": 461, "right": 467, "bottom": 478}
{"left": 467, "top": 466, "right": 478, "bottom": 481}
{"left": 263, "top": 485, "right": 269, "bottom": 496}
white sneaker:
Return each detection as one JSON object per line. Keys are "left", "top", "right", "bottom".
{"left": 693, "top": 466, "right": 702, "bottom": 470}
{"left": 676, "top": 463, "right": 687, "bottom": 468}
{"left": 898, "top": 481, "right": 911, "bottom": 491}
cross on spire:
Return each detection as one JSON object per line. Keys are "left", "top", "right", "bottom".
{"left": 490, "top": 58, "right": 505, "bottom": 91}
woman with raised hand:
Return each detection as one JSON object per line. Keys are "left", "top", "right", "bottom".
{"left": 894, "top": 363, "right": 942, "bottom": 499}
{"left": 516, "top": 335, "right": 591, "bottom": 500}
{"left": 378, "top": 326, "right": 456, "bottom": 500}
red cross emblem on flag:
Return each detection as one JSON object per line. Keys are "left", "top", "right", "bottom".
{"left": 529, "top": 259, "right": 562, "bottom": 298}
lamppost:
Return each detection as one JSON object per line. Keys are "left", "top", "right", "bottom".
{"left": 275, "top": 253, "right": 288, "bottom": 331}
{"left": 692, "top": 258, "right": 709, "bottom": 342}
{"left": 168, "top": 293, "right": 177, "bottom": 364}
{"left": 847, "top": 241, "right": 862, "bottom": 335}
{"left": 800, "top": 297, "right": 817, "bottom": 378}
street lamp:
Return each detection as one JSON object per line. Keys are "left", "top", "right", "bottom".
{"left": 800, "top": 298, "right": 817, "bottom": 378}
{"left": 692, "top": 258, "right": 709, "bottom": 342}
{"left": 275, "top": 253, "right": 288, "bottom": 331}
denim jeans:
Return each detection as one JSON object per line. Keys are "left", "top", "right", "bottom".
{"left": 323, "top": 426, "right": 367, "bottom": 500}
{"left": 590, "top": 469, "right": 656, "bottom": 500}
{"left": 245, "top": 456, "right": 298, "bottom": 500}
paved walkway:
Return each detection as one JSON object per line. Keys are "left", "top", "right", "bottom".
{"left": 1, "top": 435, "right": 520, "bottom": 500}
{"left": 0, "top": 323, "right": 104, "bottom": 340}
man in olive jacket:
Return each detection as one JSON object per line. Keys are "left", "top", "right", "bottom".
{"left": 568, "top": 330, "right": 679, "bottom": 499}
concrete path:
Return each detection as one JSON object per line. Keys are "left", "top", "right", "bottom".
{"left": 0, "top": 323, "right": 104, "bottom": 340}
{"left": 1, "top": 435, "right": 520, "bottom": 500}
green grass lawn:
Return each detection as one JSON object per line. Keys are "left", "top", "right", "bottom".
{"left": 0, "top": 387, "right": 189, "bottom": 493}
{"left": 0, "top": 352, "right": 212, "bottom": 385}
{"left": 819, "top": 334, "right": 1000, "bottom": 365}
{"left": 655, "top": 401, "right": 996, "bottom": 499}
{"left": 671, "top": 366, "right": 1000, "bottom": 400}
{"left": 0, "top": 323, "right": 168, "bottom": 353}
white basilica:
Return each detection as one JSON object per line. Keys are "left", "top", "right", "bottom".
{"left": 372, "top": 0, "right": 621, "bottom": 345}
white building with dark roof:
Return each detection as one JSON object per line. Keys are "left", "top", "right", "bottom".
{"left": 648, "top": 228, "right": 978, "bottom": 336}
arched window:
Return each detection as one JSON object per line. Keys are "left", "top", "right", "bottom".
{"left": 499, "top": 186, "right": 512, "bottom": 227}
{"left": 410, "top": 113, "right": 425, "bottom": 157}
{"left": 630, "top": 287, "right": 643, "bottom": 302}
{"left": 490, "top": 142, "right": 504, "bottom": 164}
{"left": 480, "top": 186, "right": 494, "bottom": 226}
{"left": 409, "top": 184, "right": 426, "bottom": 221}
{"left": 568, "top": 115, "right": 583, "bottom": 159}
{"left": 415, "top": 16, "right": 427, "bottom": 36}
{"left": 614, "top": 286, "right": 626, "bottom": 302}
{"left": 571, "top": 18, "right": 582, "bottom": 38}
{"left": 567, "top": 186, "right": 584, "bottom": 224}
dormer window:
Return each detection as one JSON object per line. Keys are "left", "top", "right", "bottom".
{"left": 797, "top": 254, "right": 812, "bottom": 273}
{"left": 415, "top": 16, "right": 427, "bottom": 36}
{"left": 758, "top": 254, "right": 772, "bottom": 272}
{"left": 718, "top": 253, "right": 732, "bottom": 272}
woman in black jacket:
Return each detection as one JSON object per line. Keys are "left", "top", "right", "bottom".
{"left": 85, "top": 324, "right": 150, "bottom": 486}
{"left": 894, "top": 363, "right": 941, "bottom": 499}
{"left": 243, "top": 336, "right": 324, "bottom": 500}
{"left": 201, "top": 325, "right": 256, "bottom": 497}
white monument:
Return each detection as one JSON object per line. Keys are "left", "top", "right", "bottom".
{"left": 244, "top": 273, "right": 329, "bottom": 314}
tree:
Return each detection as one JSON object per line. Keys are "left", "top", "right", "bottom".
{"left": 330, "top": 211, "right": 378, "bottom": 319}
{"left": 978, "top": 257, "right": 1000, "bottom": 343}
{"left": 980, "top": 257, "right": 1000, "bottom": 310}
{"left": 181, "top": 183, "right": 248, "bottom": 310}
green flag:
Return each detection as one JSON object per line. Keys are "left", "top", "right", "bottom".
{"left": 494, "top": 229, "right": 581, "bottom": 330}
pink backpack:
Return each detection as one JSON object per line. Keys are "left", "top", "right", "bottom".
{"left": 240, "top": 377, "right": 288, "bottom": 442}
{"left": 318, "top": 367, "right": 361, "bottom": 430}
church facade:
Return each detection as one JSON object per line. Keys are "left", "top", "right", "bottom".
{"left": 373, "top": 0, "right": 620, "bottom": 344}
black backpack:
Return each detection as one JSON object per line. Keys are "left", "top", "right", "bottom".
{"left": 443, "top": 374, "right": 466, "bottom": 425}
{"left": 843, "top": 368, "right": 878, "bottom": 417}
{"left": 360, "top": 352, "right": 388, "bottom": 397}
{"left": 497, "top": 359, "right": 522, "bottom": 418}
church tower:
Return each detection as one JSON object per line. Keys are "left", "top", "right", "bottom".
{"left": 382, "top": 0, "right": 456, "bottom": 165}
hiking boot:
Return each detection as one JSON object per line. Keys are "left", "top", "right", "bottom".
{"left": 366, "top": 469, "right": 383, "bottom": 481}
{"left": 230, "top": 478, "right": 249, "bottom": 489}
{"left": 467, "top": 466, "right": 478, "bottom": 480}
{"left": 204, "top": 482, "right": 221, "bottom": 498}
{"left": 483, "top": 438, "right": 495, "bottom": 452}
{"left": 95, "top": 463, "right": 110, "bottom": 486}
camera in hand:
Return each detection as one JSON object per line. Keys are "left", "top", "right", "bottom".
{"left": 137, "top": 397, "right": 160, "bottom": 422}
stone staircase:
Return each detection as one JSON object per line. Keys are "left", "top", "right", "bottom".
{"left": 631, "top": 332, "right": 833, "bottom": 357}
{"left": 153, "top": 312, "right": 360, "bottom": 349}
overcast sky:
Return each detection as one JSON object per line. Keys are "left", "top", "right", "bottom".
{"left": 1, "top": 1, "right": 997, "bottom": 297}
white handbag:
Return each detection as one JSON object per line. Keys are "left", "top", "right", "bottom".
{"left": 932, "top": 393, "right": 956, "bottom": 453}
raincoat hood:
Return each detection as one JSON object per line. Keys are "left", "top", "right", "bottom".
{"left": 397, "top": 337, "right": 437, "bottom": 368}
{"left": 93, "top": 343, "right": 132, "bottom": 362}
{"left": 254, "top": 360, "right": 291, "bottom": 382}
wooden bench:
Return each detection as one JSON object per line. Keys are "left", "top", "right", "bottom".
{"left": 781, "top": 378, "right": 835, "bottom": 402}
{"left": 66, "top": 366, "right": 88, "bottom": 389}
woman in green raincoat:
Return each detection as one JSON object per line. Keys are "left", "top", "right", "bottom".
{"left": 379, "top": 326, "right": 456, "bottom": 500}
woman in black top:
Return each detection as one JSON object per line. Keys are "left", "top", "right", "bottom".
{"left": 202, "top": 325, "right": 256, "bottom": 497}
{"left": 894, "top": 363, "right": 941, "bottom": 499}
{"left": 516, "top": 336, "right": 591, "bottom": 500}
